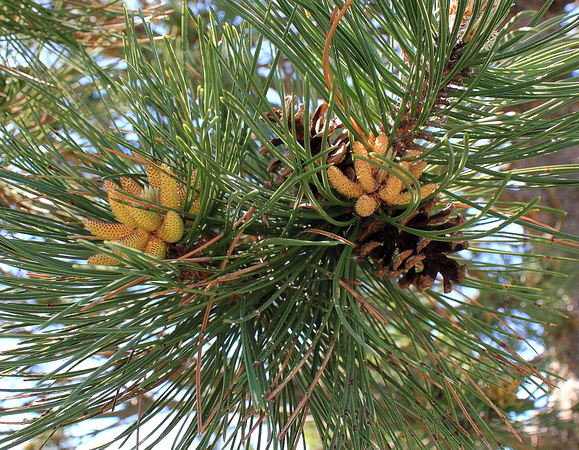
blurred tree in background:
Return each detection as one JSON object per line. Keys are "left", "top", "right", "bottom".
{"left": 1, "top": 1, "right": 579, "bottom": 449}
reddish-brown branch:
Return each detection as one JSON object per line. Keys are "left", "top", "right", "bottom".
{"left": 292, "top": 400, "right": 310, "bottom": 450}
{"left": 243, "top": 412, "right": 266, "bottom": 442}
{"left": 201, "top": 364, "right": 245, "bottom": 432}
{"left": 266, "top": 342, "right": 316, "bottom": 402}
{"left": 278, "top": 338, "right": 337, "bottom": 440}
{"left": 431, "top": 339, "right": 523, "bottom": 444}
{"left": 300, "top": 228, "right": 355, "bottom": 246}
{"left": 338, "top": 278, "right": 389, "bottom": 326}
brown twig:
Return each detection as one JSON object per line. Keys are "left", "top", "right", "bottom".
{"left": 292, "top": 400, "right": 310, "bottom": 450}
{"left": 266, "top": 342, "right": 316, "bottom": 402}
{"left": 322, "top": 0, "right": 365, "bottom": 135}
{"left": 403, "top": 319, "right": 484, "bottom": 443}
{"left": 300, "top": 228, "right": 355, "bottom": 246}
{"left": 278, "top": 338, "right": 337, "bottom": 440}
{"left": 81, "top": 276, "right": 148, "bottom": 311}
{"left": 179, "top": 207, "right": 256, "bottom": 260}
{"left": 322, "top": 1, "right": 354, "bottom": 113}
{"left": 243, "top": 411, "right": 266, "bottom": 442}
{"left": 269, "top": 341, "right": 296, "bottom": 391}
{"left": 447, "top": 285, "right": 539, "bottom": 355}
{"left": 201, "top": 364, "right": 245, "bottom": 432}
{"left": 432, "top": 339, "right": 523, "bottom": 444}
{"left": 338, "top": 278, "right": 389, "bottom": 326}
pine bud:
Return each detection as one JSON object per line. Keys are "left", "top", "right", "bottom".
{"left": 177, "top": 183, "right": 187, "bottom": 208}
{"left": 378, "top": 175, "right": 406, "bottom": 205}
{"left": 146, "top": 164, "right": 162, "bottom": 189}
{"left": 189, "top": 195, "right": 201, "bottom": 215}
{"left": 355, "top": 195, "right": 379, "bottom": 217}
{"left": 178, "top": 170, "right": 201, "bottom": 210}
{"left": 327, "top": 166, "right": 364, "bottom": 199}
{"left": 372, "top": 133, "right": 389, "bottom": 157}
{"left": 352, "top": 141, "right": 379, "bottom": 193}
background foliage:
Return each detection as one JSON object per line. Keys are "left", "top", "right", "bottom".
{"left": 1, "top": 0, "right": 579, "bottom": 449}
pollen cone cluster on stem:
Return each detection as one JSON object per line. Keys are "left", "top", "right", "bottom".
{"left": 84, "top": 162, "right": 201, "bottom": 265}
{"left": 261, "top": 94, "right": 469, "bottom": 292}
{"left": 327, "top": 132, "right": 439, "bottom": 217}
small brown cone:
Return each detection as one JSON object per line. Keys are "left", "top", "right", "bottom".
{"left": 87, "top": 253, "right": 120, "bottom": 266}
{"left": 104, "top": 180, "right": 140, "bottom": 228}
{"left": 120, "top": 177, "right": 142, "bottom": 197}
{"left": 157, "top": 210, "right": 184, "bottom": 243}
{"left": 111, "top": 228, "right": 151, "bottom": 253}
{"left": 159, "top": 163, "right": 179, "bottom": 209}
{"left": 144, "top": 237, "right": 167, "bottom": 260}
{"left": 83, "top": 219, "right": 134, "bottom": 240}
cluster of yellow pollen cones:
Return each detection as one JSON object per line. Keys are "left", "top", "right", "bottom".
{"left": 84, "top": 163, "right": 200, "bottom": 266}
{"left": 327, "top": 132, "right": 438, "bottom": 217}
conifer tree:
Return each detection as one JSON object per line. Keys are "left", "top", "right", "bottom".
{"left": 1, "top": 1, "right": 578, "bottom": 448}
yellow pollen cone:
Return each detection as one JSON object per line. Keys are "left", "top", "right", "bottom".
{"left": 373, "top": 132, "right": 389, "bottom": 157}
{"left": 87, "top": 253, "right": 121, "bottom": 266}
{"left": 159, "top": 164, "right": 179, "bottom": 209}
{"left": 111, "top": 228, "right": 151, "bottom": 253}
{"left": 409, "top": 161, "right": 428, "bottom": 178}
{"left": 120, "top": 177, "right": 143, "bottom": 197}
{"left": 379, "top": 175, "right": 405, "bottom": 205}
{"left": 327, "top": 166, "right": 364, "bottom": 199}
{"left": 127, "top": 186, "right": 162, "bottom": 232}
{"left": 104, "top": 180, "right": 140, "bottom": 228}
{"left": 157, "top": 210, "right": 184, "bottom": 243}
{"left": 355, "top": 195, "right": 379, "bottom": 217}
{"left": 177, "top": 183, "right": 187, "bottom": 208}
{"left": 83, "top": 219, "right": 134, "bottom": 240}
{"left": 104, "top": 180, "right": 119, "bottom": 193}
{"left": 144, "top": 237, "right": 168, "bottom": 260}
{"left": 128, "top": 206, "right": 162, "bottom": 232}
{"left": 189, "top": 195, "right": 201, "bottom": 215}
{"left": 178, "top": 170, "right": 201, "bottom": 209}
{"left": 146, "top": 164, "right": 162, "bottom": 189}
{"left": 419, "top": 183, "right": 438, "bottom": 199}
{"left": 352, "top": 142, "right": 379, "bottom": 193}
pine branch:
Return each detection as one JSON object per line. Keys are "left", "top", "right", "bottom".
{"left": 1, "top": 1, "right": 579, "bottom": 448}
